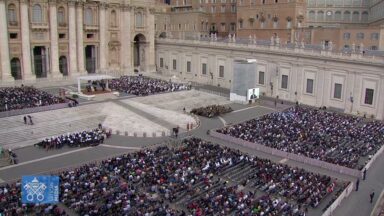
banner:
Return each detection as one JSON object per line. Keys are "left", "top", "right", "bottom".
{"left": 22, "top": 176, "right": 59, "bottom": 204}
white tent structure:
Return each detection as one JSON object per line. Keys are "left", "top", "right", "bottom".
{"left": 77, "top": 75, "right": 116, "bottom": 93}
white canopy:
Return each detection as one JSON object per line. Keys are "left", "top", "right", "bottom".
{"left": 77, "top": 74, "right": 116, "bottom": 93}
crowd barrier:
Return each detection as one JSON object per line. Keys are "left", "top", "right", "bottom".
{"left": 322, "top": 182, "right": 354, "bottom": 216}
{"left": 210, "top": 130, "right": 362, "bottom": 177}
{"left": 0, "top": 103, "right": 68, "bottom": 118}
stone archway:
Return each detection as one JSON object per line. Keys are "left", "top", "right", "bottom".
{"left": 133, "top": 34, "right": 146, "bottom": 70}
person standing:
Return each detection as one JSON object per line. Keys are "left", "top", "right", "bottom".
{"left": 363, "top": 168, "right": 367, "bottom": 180}
{"left": 23, "top": 116, "right": 27, "bottom": 124}
{"left": 27, "top": 115, "right": 33, "bottom": 125}
{"left": 370, "top": 191, "right": 375, "bottom": 203}
{"left": 355, "top": 179, "right": 360, "bottom": 191}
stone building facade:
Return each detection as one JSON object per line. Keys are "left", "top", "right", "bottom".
{"left": 155, "top": 0, "right": 384, "bottom": 51}
{"left": 156, "top": 38, "right": 384, "bottom": 119}
{"left": 0, "top": 0, "right": 156, "bottom": 82}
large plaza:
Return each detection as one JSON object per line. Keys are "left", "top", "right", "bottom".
{"left": 0, "top": 0, "right": 384, "bottom": 215}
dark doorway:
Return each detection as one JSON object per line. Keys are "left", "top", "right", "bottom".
{"left": 33, "top": 46, "right": 47, "bottom": 78}
{"left": 134, "top": 34, "right": 146, "bottom": 67}
{"left": 85, "top": 45, "right": 96, "bottom": 74}
{"left": 59, "top": 56, "right": 68, "bottom": 76}
{"left": 10, "top": 58, "right": 22, "bottom": 80}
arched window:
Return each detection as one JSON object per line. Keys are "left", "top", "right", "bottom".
{"left": 317, "top": 11, "right": 324, "bottom": 21}
{"left": 352, "top": 11, "right": 359, "bottom": 21}
{"left": 343, "top": 11, "right": 351, "bottom": 21}
{"left": 361, "top": 11, "right": 368, "bottom": 22}
{"left": 308, "top": 11, "right": 315, "bottom": 21}
{"left": 7, "top": 4, "right": 17, "bottom": 24}
{"left": 335, "top": 11, "right": 342, "bottom": 21}
{"left": 135, "top": 12, "right": 143, "bottom": 27}
{"left": 110, "top": 10, "right": 117, "bottom": 27}
{"left": 32, "top": 4, "right": 43, "bottom": 23}
{"left": 57, "top": 7, "right": 65, "bottom": 25}
{"left": 85, "top": 8, "right": 93, "bottom": 25}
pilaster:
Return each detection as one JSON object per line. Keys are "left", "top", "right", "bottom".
{"left": 99, "top": 2, "right": 107, "bottom": 71}
{"left": 20, "top": 0, "right": 35, "bottom": 81}
{"left": 0, "top": 0, "right": 14, "bottom": 82}
{"left": 49, "top": 0, "right": 62, "bottom": 79}
{"left": 68, "top": 0, "right": 78, "bottom": 77}
{"left": 76, "top": 1, "right": 86, "bottom": 74}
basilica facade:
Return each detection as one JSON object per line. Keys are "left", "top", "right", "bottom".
{"left": 0, "top": 0, "right": 156, "bottom": 82}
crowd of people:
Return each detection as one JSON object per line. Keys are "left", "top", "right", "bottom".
{"left": 190, "top": 105, "right": 233, "bottom": 118}
{"left": 0, "top": 86, "right": 66, "bottom": 112}
{"left": 109, "top": 76, "right": 188, "bottom": 96}
{"left": 217, "top": 105, "right": 384, "bottom": 169}
{"left": 35, "top": 129, "right": 106, "bottom": 150}
{"left": 0, "top": 137, "right": 342, "bottom": 215}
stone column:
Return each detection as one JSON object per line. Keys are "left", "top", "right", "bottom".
{"left": 49, "top": 0, "right": 62, "bottom": 79}
{"left": 0, "top": 0, "right": 14, "bottom": 82}
{"left": 121, "top": 4, "right": 131, "bottom": 74}
{"left": 20, "top": 0, "right": 35, "bottom": 81}
{"left": 76, "top": 2, "right": 85, "bottom": 74}
{"left": 147, "top": 8, "right": 156, "bottom": 72}
{"left": 99, "top": 2, "right": 107, "bottom": 72}
{"left": 68, "top": 1, "right": 78, "bottom": 76}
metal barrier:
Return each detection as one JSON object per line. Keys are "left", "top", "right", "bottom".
{"left": 322, "top": 182, "right": 354, "bottom": 216}
{"left": 210, "top": 130, "right": 362, "bottom": 177}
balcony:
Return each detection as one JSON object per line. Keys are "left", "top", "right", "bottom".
{"left": 8, "top": 21, "right": 18, "bottom": 27}
{"left": 58, "top": 22, "right": 67, "bottom": 28}
{"left": 84, "top": 24, "right": 99, "bottom": 32}
{"left": 31, "top": 22, "right": 49, "bottom": 30}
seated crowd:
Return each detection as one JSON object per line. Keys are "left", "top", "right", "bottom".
{"left": 0, "top": 137, "right": 342, "bottom": 215}
{"left": 109, "top": 76, "right": 188, "bottom": 96}
{"left": 217, "top": 105, "right": 384, "bottom": 169}
{"left": 35, "top": 129, "right": 106, "bottom": 150}
{"left": 190, "top": 105, "right": 233, "bottom": 118}
{"left": 0, "top": 86, "right": 66, "bottom": 112}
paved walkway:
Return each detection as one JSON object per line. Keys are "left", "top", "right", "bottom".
{"left": 113, "top": 100, "right": 177, "bottom": 129}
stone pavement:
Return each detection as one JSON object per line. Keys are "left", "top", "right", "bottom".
{"left": 0, "top": 92, "right": 383, "bottom": 216}
{"left": 0, "top": 90, "right": 225, "bottom": 148}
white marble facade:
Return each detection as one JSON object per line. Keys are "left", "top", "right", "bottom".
{"left": 155, "top": 38, "right": 384, "bottom": 120}
{"left": 0, "top": 0, "right": 156, "bottom": 82}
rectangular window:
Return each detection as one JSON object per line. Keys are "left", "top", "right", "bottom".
{"left": 334, "top": 83, "right": 342, "bottom": 99}
{"left": 160, "top": 58, "right": 164, "bottom": 68}
{"left": 231, "top": 5, "right": 236, "bottom": 13}
{"left": 364, "top": 88, "right": 374, "bottom": 105}
{"left": 343, "top": 33, "right": 351, "bottom": 40}
{"left": 9, "top": 33, "right": 18, "bottom": 39}
{"left": 356, "top": 33, "right": 364, "bottom": 39}
{"left": 230, "top": 23, "right": 236, "bottom": 31}
{"left": 306, "top": 79, "right": 314, "bottom": 94}
{"left": 371, "top": 33, "right": 379, "bottom": 40}
{"left": 187, "top": 61, "right": 191, "bottom": 72}
{"left": 202, "top": 63, "right": 207, "bottom": 75}
{"left": 281, "top": 75, "right": 288, "bottom": 89}
{"left": 258, "top": 71, "right": 265, "bottom": 85}
{"left": 221, "top": 6, "right": 226, "bottom": 13}
{"left": 219, "top": 65, "right": 224, "bottom": 78}
{"left": 59, "top": 33, "right": 66, "bottom": 39}
{"left": 173, "top": 59, "right": 176, "bottom": 70}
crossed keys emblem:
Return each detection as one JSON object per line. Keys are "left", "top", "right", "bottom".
{"left": 23, "top": 177, "right": 47, "bottom": 202}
